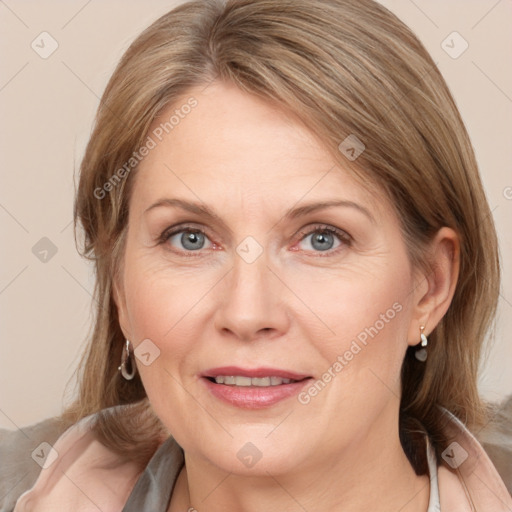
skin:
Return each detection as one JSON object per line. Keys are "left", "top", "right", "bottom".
{"left": 114, "top": 80, "right": 460, "bottom": 512}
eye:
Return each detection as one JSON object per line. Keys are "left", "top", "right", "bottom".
{"left": 295, "top": 224, "right": 351, "bottom": 255}
{"left": 158, "top": 223, "right": 351, "bottom": 256}
{"left": 159, "top": 224, "right": 214, "bottom": 254}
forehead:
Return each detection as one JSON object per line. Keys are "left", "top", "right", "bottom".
{"left": 131, "top": 81, "right": 388, "bottom": 218}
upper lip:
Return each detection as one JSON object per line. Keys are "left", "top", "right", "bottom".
{"left": 201, "top": 366, "right": 311, "bottom": 381}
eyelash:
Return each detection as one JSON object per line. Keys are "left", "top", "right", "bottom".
{"left": 158, "top": 223, "right": 352, "bottom": 257}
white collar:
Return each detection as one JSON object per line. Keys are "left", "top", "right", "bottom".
{"left": 426, "top": 435, "right": 441, "bottom": 511}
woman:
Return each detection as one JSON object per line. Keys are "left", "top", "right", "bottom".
{"left": 13, "top": 0, "right": 511, "bottom": 510}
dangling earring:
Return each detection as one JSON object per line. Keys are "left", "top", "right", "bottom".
{"left": 415, "top": 325, "right": 428, "bottom": 362}
{"left": 118, "top": 339, "right": 136, "bottom": 380}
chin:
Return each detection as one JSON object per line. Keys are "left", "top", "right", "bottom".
{"left": 207, "top": 444, "right": 302, "bottom": 477}
{"left": 190, "top": 426, "right": 309, "bottom": 477}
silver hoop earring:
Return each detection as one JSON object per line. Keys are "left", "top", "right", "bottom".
{"left": 118, "top": 339, "right": 136, "bottom": 380}
{"left": 415, "top": 325, "right": 428, "bottom": 362}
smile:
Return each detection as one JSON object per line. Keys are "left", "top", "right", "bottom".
{"left": 201, "top": 366, "right": 312, "bottom": 408}
{"left": 210, "top": 375, "right": 298, "bottom": 386}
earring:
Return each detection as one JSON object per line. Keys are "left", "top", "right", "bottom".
{"left": 415, "top": 326, "right": 428, "bottom": 362}
{"left": 118, "top": 339, "right": 136, "bottom": 380}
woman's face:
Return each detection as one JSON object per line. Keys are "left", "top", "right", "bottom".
{"left": 115, "top": 80, "right": 426, "bottom": 476}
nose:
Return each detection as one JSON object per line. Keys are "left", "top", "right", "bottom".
{"left": 213, "top": 249, "right": 291, "bottom": 342}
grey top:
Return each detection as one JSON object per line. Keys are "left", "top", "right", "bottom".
{"left": 121, "top": 434, "right": 185, "bottom": 512}
{"left": 122, "top": 436, "right": 441, "bottom": 511}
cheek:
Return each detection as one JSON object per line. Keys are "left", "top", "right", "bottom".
{"left": 294, "top": 271, "right": 413, "bottom": 429}
{"left": 290, "top": 266, "right": 413, "bottom": 412}
{"left": 123, "top": 248, "right": 203, "bottom": 339}
{"left": 289, "top": 263, "right": 411, "bottom": 353}
{"left": 121, "top": 263, "right": 205, "bottom": 425}
{"left": 121, "top": 255, "right": 223, "bottom": 383}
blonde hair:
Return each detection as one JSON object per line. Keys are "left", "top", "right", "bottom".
{"left": 61, "top": 0, "right": 500, "bottom": 473}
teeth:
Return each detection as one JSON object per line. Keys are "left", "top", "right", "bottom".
{"left": 253, "top": 377, "right": 271, "bottom": 386}
{"left": 213, "top": 375, "right": 294, "bottom": 386}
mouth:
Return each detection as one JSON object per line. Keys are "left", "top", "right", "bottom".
{"left": 200, "top": 366, "right": 313, "bottom": 408}
{"left": 206, "top": 375, "right": 303, "bottom": 386}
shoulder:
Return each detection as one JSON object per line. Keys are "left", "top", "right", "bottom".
{"left": 0, "top": 416, "right": 64, "bottom": 511}
{"left": 477, "top": 395, "right": 512, "bottom": 493}
{"left": 13, "top": 413, "right": 144, "bottom": 512}
{"left": 437, "top": 407, "right": 512, "bottom": 511}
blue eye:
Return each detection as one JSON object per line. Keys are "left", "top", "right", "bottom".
{"left": 162, "top": 227, "right": 212, "bottom": 252}
{"left": 159, "top": 223, "right": 351, "bottom": 256}
{"left": 296, "top": 225, "right": 351, "bottom": 254}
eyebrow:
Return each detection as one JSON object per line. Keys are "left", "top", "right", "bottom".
{"left": 144, "top": 198, "right": 375, "bottom": 225}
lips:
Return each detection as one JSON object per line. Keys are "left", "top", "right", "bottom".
{"left": 213, "top": 375, "right": 294, "bottom": 386}
{"left": 200, "top": 366, "right": 313, "bottom": 409}
{"left": 201, "top": 366, "right": 310, "bottom": 381}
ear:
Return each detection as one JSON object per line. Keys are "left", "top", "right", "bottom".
{"left": 407, "top": 227, "right": 460, "bottom": 346}
{"left": 112, "top": 271, "right": 131, "bottom": 341}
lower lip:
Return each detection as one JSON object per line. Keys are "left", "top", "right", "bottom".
{"left": 202, "top": 377, "right": 311, "bottom": 409}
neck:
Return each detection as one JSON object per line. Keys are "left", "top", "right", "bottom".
{"left": 168, "top": 424, "right": 430, "bottom": 512}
